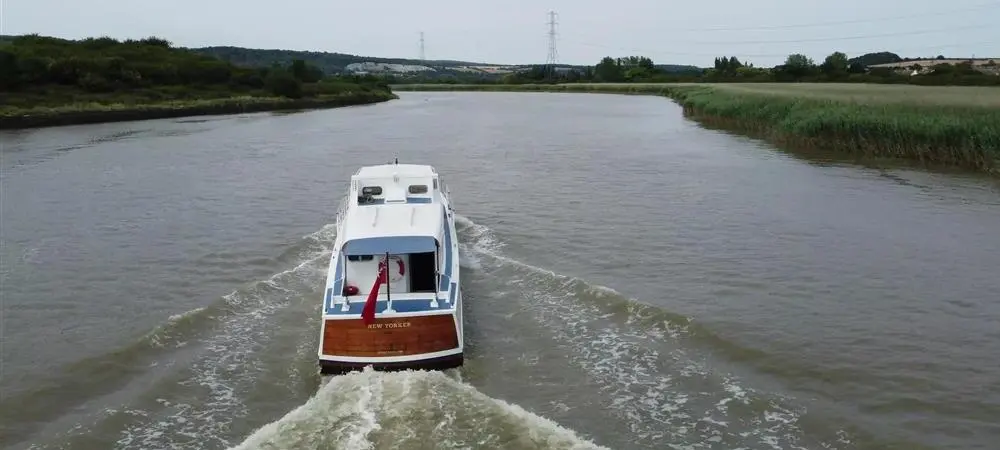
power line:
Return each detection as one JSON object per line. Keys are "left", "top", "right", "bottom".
{"left": 670, "top": 2, "right": 1000, "bottom": 32}
{"left": 546, "top": 11, "right": 558, "bottom": 66}
{"left": 683, "top": 23, "right": 996, "bottom": 45}
{"left": 569, "top": 23, "right": 995, "bottom": 47}
{"left": 570, "top": 39, "right": 1000, "bottom": 59}
{"left": 442, "top": 1, "right": 1000, "bottom": 42}
{"left": 552, "top": 7, "right": 998, "bottom": 63}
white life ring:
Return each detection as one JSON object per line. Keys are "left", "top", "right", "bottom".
{"left": 380, "top": 255, "right": 406, "bottom": 283}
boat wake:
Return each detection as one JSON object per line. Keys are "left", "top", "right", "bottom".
{"left": 229, "top": 367, "right": 605, "bottom": 450}
{"left": 452, "top": 215, "right": 853, "bottom": 450}
{"left": 222, "top": 214, "right": 851, "bottom": 450}
{"left": 13, "top": 225, "right": 338, "bottom": 450}
{"left": 18, "top": 213, "right": 857, "bottom": 450}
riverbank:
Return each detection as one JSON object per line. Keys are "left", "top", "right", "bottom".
{"left": 392, "top": 83, "right": 1000, "bottom": 174}
{"left": 0, "top": 34, "right": 399, "bottom": 130}
{"left": 0, "top": 91, "right": 397, "bottom": 129}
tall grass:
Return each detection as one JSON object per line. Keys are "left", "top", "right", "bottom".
{"left": 705, "top": 83, "right": 1000, "bottom": 107}
{"left": 671, "top": 86, "right": 1000, "bottom": 171}
{"left": 392, "top": 83, "right": 1000, "bottom": 173}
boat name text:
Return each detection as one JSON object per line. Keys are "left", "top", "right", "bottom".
{"left": 367, "top": 322, "right": 412, "bottom": 329}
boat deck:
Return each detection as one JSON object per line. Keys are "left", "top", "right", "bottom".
{"left": 323, "top": 194, "right": 458, "bottom": 317}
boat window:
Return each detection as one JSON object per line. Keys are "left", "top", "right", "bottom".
{"left": 346, "top": 255, "right": 374, "bottom": 261}
{"left": 362, "top": 186, "right": 382, "bottom": 196}
{"left": 433, "top": 179, "right": 438, "bottom": 189}
{"left": 408, "top": 184, "right": 428, "bottom": 194}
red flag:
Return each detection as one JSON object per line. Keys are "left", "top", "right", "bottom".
{"left": 361, "top": 260, "right": 388, "bottom": 325}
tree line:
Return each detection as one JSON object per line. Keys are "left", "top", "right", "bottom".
{"left": 193, "top": 46, "right": 484, "bottom": 75}
{"left": 4, "top": 34, "right": 993, "bottom": 93}
{"left": 447, "top": 52, "right": 1000, "bottom": 87}
{"left": 0, "top": 34, "right": 390, "bottom": 99}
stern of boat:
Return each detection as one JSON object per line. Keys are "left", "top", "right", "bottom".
{"left": 318, "top": 310, "right": 463, "bottom": 374}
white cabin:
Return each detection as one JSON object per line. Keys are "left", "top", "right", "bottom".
{"left": 318, "top": 162, "right": 463, "bottom": 373}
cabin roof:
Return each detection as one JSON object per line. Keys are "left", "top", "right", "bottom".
{"left": 354, "top": 164, "right": 437, "bottom": 179}
{"left": 340, "top": 202, "right": 444, "bottom": 250}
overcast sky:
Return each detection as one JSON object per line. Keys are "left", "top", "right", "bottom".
{"left": 2, "top": 0, "right": 998, "bottom": 67}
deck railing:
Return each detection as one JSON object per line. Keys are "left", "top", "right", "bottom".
{"left": 334, "top": 195, "right": 350, "bottom": 230}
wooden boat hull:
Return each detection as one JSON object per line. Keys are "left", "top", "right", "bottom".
{"left": 318, "top": 313, "right": 462, "bottom": 374}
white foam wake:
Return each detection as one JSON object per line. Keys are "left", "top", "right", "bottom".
{"left": 114, "top": 223, "right": 339, "bottom": 449}
{"left": 229, "top": 368, "right": 607, "bottom": 450}
{"left": 453, "top": 214, "right": 827, "bottom": 450}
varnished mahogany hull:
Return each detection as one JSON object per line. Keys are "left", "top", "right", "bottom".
{"left": 319, "top": 314, "right": 461, "bottom": 374}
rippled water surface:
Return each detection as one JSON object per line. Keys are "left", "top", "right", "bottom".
{"left": 2, "top": 92, "right": 999, "bottom": 450}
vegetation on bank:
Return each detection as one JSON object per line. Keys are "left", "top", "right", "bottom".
{"left": 0, "top": 34, "right": 396, "bottom": 128}
{"left": 160, "top": 41, "right": 999, "bottom": 88}
{"left": 396, "top": 52, "right": 999, "bottom": 87}
{"left": 191, "top": 45, "right": 491, "bottom": 76}
{"left": 192, "top": 46, "right": 704, "bottom": 84}
{"left": 392, "top": 83, "right": 1000, "bottom": 174}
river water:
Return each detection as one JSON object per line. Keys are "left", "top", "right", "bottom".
{"left": 2, "top": 92, "right": 999, "bottom": 450}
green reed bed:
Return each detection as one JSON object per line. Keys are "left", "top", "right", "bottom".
{"left": 669, "top": 86, "right": 1000, "bottom": 172}
{"left": 393, "top": 82, "right": 1000, "bottom": 173}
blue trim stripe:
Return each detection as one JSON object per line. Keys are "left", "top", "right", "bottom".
{"left": 332, "top": 256, "right": 343, "bottom": 296}
{"left": 326, "top": 299, "right": 448, "bottom": 315}
{"left": 439, "top": 209, "right": 453, "bottom": 291}
{"left": 439, "top": 274, "right": 450, "bottom": 295}
{"left": 359, "top": 197, "right": 433, "bottom": 205}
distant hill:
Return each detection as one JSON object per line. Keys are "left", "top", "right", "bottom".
{"left": 0, "top": 34, "right": 710, "bottom": 75}
{"left": 6, "top": 35, "right": 943, "bottom": 75}
{"left": 656, "top": 64, "right": 703, "bottom": 74}
{"left": 191, "top": 46, "right": 706, "bottom": 74}
{"left": 848, "top": 52, "right": 903, "bottom": 67}
{"left": 845, "top": 51, "right": 975, "bottom": 67}
{"left": 846, "top": 51, "right": 999, "bottom": 71}
{"left": 190, "top": 46, "right": 492, "bottom": 74}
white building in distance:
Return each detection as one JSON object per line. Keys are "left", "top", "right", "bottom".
{"left": 344, "top": 62, "right": 437, "bottom": 75}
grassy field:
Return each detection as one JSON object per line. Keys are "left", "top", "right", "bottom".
{"left": 392, "top": 82, "right": 1000, "bottom": 106}
{"left": 392, "top": 83, "right": 1000, "bottom": 174}
{"left": 573, "top": 83, "right": 1000, "bottom": 107}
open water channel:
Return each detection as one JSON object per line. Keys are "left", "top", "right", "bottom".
{"left": 2, "top": 92, "right": 999, "bottom": 450}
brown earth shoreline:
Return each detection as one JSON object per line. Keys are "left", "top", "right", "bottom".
{"left": 0, "top": 92, "right": 397, "bottom": 130}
